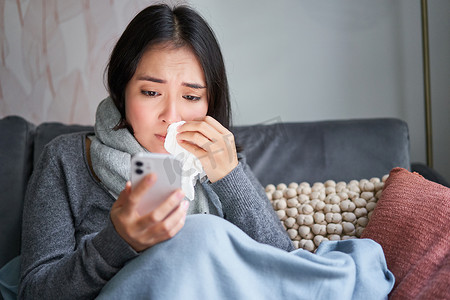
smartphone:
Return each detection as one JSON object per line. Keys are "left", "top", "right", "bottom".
{"left": 130, "top": 153, "right": 182, "bottom": 216}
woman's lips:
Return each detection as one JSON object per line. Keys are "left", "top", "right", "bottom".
{"left": 155, "top": 134, "right": 166, "bottom": 142}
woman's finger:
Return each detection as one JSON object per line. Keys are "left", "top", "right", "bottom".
{"left": 175, "top": 116, "right": 238, "bottom": 183}
{"left": 176, "top": 130, "right": 214, "bottom": 152}
{"left": 115, "top": 181, "right": 132, "bottom": 207}
{"left": 122, "top": 173, "right": 157, "bottom": 215}
{"left": 177, "top": 120, "right": 232, "bottom": 157}
{"left": 203, "top": 117, "right": 236, "bottom": 155}
{"left": 177, "top": 120, "right": 217, "bottom": 141}
{"left": 203, "top": 115, "right": 228, "bottom": 134}
{"left": 137, "top": 188, "right": 185, "bottom": 226}
{"left": 142, "top": 200, "right": 189, "bottom": 244}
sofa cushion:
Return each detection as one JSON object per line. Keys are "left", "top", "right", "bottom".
{"left": 0, "top": 116, "right": 35, "bottom": 268}
{"left": 232, "top": 118, "right": 410, "bottom": 186}
{"left": 361, "top": 167, "right": 450, "bottom": 300}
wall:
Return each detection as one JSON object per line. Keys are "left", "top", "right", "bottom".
{"left": 0, "top": 0, "right": 151, "bottom": 125}
{"left": 1, "top": 0, "right": 449, "bottom": 181}
{"left": 428, "top": 0, "right": 450, "bottom": 183}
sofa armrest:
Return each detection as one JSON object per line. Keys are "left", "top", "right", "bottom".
{"left": 0, "top": 116, "right": 35, "bottom": 268}
{"left": 411, "top": 162, "right": 450, "bottom": 187}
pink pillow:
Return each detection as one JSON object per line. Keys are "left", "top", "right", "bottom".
{"left": 361, "top": 167, "right": 450, "bottom": 299}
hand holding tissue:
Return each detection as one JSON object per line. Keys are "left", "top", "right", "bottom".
{"left": 164, "top": 121, "right": 205, "bottom": 201}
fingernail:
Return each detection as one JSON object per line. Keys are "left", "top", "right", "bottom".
{"left": 182, "top": 200, "right": 190, "bottom": 211}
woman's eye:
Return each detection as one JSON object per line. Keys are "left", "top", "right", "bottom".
{"left": 141, "top": 90, "right": 159, "bottom": 97}
{"left": 183, "top": 95, "right": 201, "bottom": 101}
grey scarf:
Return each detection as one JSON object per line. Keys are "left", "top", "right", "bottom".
{"left": 89, "top": 97, "right": 147, "bottom": 198}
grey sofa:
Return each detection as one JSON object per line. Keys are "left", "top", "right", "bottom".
{"left": 1, "top": 115, "right": 448, "bottom": 274}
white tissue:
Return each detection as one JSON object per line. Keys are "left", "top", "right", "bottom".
{"left": 164, "top": 121, "right": 205, "bottom": 201}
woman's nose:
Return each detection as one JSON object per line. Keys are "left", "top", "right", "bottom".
{"left": 159, "top": 97, "right": 181, "bottom": 124}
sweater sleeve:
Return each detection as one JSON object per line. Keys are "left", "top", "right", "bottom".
{"left": 210, "top": 156, "right": 295, "bottom": 252}
{"left": 19, "top": 144, "right": 138, "bottom": 299}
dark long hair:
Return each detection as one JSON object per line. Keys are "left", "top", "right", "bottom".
{"left": 105, "top": 4, "right": 231, "bottom": 131}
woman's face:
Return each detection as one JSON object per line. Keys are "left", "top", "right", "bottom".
{"left": 125, "top": 44, "right": 208, "bottom": 153}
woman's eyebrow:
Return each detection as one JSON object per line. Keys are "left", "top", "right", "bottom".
{"left": 182, "top": 82, "right": 206, "bottom": 89}
{"left": 137, "top": 75, "right": 206, "bottom": 89}
{"left": 137, "top": 75, "right": 165, "bottom": 83}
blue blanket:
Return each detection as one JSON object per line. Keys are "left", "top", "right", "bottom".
{"left": 97, "top": 214, "right": 394, "bottom": 299}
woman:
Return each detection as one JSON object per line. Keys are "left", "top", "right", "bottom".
{"left": 19, "top": 4, "right": 295, "bottom": 299}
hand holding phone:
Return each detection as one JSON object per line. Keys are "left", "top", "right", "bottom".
{"left": 130, "top": 153, "right": 183, "bottom": 216}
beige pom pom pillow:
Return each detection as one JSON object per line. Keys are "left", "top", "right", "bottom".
{"left": 266, "top": 175, "right": 388, "bottom": 252}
